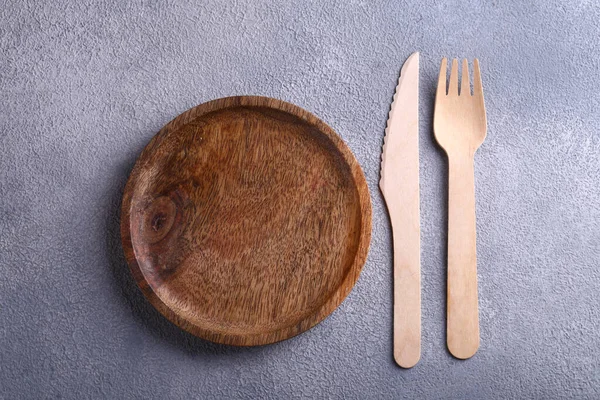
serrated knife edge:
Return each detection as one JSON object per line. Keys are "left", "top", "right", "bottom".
{"left": 380, "top": 51, "right": 419, "bottom": 188}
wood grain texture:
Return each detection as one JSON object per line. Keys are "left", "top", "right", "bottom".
{"left": 434, "top": 58, "right": 487, "bottom": 359}
{"left": 380, "top": 52, "right": 421, "bottom": 368}
{"left": 120, "top": 96, "right": 372, "bottom": 346}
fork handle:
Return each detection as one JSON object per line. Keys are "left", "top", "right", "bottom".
{"left": 447, "top": 153, "right": 480, "bottom": 359}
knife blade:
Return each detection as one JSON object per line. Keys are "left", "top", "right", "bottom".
{"left": 379, "top": 52, "right": 420, "bottom": 368}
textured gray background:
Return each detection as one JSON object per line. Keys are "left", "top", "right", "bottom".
{"left": 1, "top": 0, "right": 599, "bottom": 398}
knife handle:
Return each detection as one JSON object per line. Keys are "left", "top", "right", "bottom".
{"left": 447, "top": 154, "right": 480, "bottom": 359}
{"left": 391, "top": 211, "right": 421, "bottom": 368}
{"left": 384, "top": 190, "right": 421, "bottom": 368}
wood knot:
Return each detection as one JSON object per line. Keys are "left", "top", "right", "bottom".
{"left": 139, "top": 196, "right": 177, "bottom": 244}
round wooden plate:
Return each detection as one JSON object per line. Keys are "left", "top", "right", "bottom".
{"left": 120, "top": 96, "right": 371, "bottom": 346}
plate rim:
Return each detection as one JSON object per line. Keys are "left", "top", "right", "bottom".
{"left": 120, "top": 95, "right": 372, "bottom": 346}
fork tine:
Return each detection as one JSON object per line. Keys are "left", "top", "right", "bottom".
{"left": 473, "top": 59, "right": 483, "bottom": 98}
{"left": 461, "top": 59, "right": 470, "bottom": 96}
{"left": 437, "top": 58, "right": 448, "bottom": 97}
{"left": 448, "top": 59, "right": 459, "bottom": 95}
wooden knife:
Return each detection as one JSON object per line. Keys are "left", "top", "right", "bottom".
{"left": 379, "top": 52, "right": 421, "bottom": 368}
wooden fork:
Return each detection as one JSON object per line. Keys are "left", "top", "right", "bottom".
{"left": 434, "top": 58, "right": 487, "bottom": 359}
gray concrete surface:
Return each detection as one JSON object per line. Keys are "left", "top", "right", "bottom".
{"left": 2, "top": 0, "right": 600, "bottom": 398}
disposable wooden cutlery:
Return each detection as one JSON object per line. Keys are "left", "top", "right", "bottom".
{"left": 380, "top": 52, "right": 421, "bottom": 368}
{"left": 434, "top": 58, "right": 487, "bottom": 359}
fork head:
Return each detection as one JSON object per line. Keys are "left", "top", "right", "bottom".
{"left": 434, "top": 58, "right": 487, "bottom": 156}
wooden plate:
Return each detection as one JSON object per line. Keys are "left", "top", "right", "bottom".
{"left": 120, "top": 96, "right": 371, "bottom": 346}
